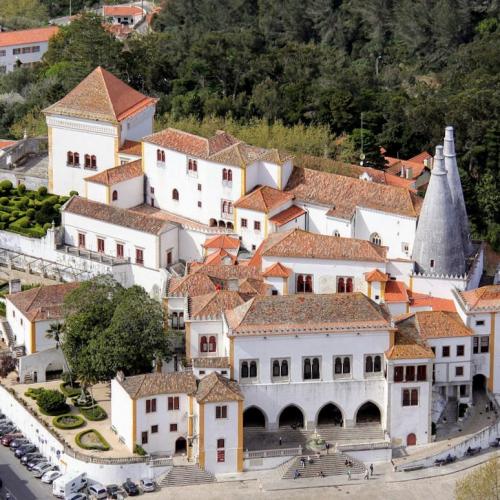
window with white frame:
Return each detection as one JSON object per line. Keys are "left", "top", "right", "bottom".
{"left": 271, "top": 358, "right": 290, "bottom": 381}
{"left": 240, "top": 360, "right": 258, "bottom": 382}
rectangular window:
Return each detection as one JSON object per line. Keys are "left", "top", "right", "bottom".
{"left": 457, "top": 345, "right": 465, "bottom": 356}
{"left": 405, "top": 366, "right": 415, "bottom": 382}
{"left": 168, "top": 396, "right": 180, "bottom": 411}
{"left": 455, "top": 366, "right": 464, "bottom": 377}
{"left": 145, "top": 398, "right": 156, "bottom": 413}
{"left": 241, "top": 218, "right": 247, "bottom": 228}
{"left": 135, "top": 248, "right": 144, "bottom": 265}
{"left": 402, "top": 388, "right": 419, "bottom": 406}
{"left": 170, "top": 424, "right": 177, "bottom": 432}
{"left": 394, "top": 366, "right": 404, "bottom": 382}
{"left": 254, "top": 221, "right": 261, "bottom": 231}
{"left": 13, "top": 48, "right": 21, "bottom": 55}
{"left": 197, "top": 201, "right": 202, "bottom": 208}
{"left": 116, "top": 243, "right": 124, "bottom": 258}
{"left": 97, "top": 238, "right": 105, "bottom": 253}
{"left": 141, "top": 431, "right": 148, "bottom": 444}
{"left": 78, "top": 233, "right": 86, "bottom": 248}
{"left": 473, "top": 337, "right": 479, "bottom": 353}
{"left": 197, "top": 184, "right": 202, "bottom": 191}
{"left": 416, "top": 365, "right": 427, "bottom": 381}
{"left": 0, "top": 50, "right": 5, "bottom": 57}
{"left": 217, "top": 449, "right": 225, "bottom": 463}
{"left": 22, "top": 47, "right": 31, "bottom": 53}
{"left": 442, "top": 346, "right": 450, "bottom": 357}
{"left": 150, "top": 186, "right": 155, "bottom": 194}
{"left": 217, "top": 438, "right": 225, "bottom": 448}
{"left": 215, "top": 406, "right": 227, "bottom": 419}
{"left": 32, "top": 46, "right": 40, "bottom": 53}
{"left": 151, "top": 425, "right": 158, "bottom": 434}
{"left": 481, "top": 337, "right": 489, "bottom": 353}
{"left": 476, "top": 320, "right": 485, "bottom": 326}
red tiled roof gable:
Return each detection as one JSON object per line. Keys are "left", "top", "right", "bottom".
{"left": 0, "top": 26, "right": 58, "bottom": 48}
{"left": 85, "top": 160, "right": 142, "bottom": 186}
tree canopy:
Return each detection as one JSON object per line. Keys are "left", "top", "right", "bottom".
{"left": 61, "top": 276, "right": 171, "bottom": 382}
{"left": 456, "top": 458, "right": 500, "bottom": 500}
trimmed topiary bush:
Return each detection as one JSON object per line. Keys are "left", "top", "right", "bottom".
{"left": 37, "top": 186, "right": 47, "bottom": 196}
{"left": 75, "top": 429, "right": 110, "bottom": 451}
{"left": 80, "top": 405, "right": 107, "bottom": 421}
{"left": 26, "top": 208, "right": 35, "bottom": 220}
{"left": 25, "top": 387, "right": 45, "bottom": 400}
{"left": 0, "top": 197, "right": 8, "bottom": 205}
{"left": 37, "top": 389, "right": 69, "bottom": 416}
{"left": 60, "top": 382, "right": 81, "bottom": 398}
{"left": 17, "top": 184, "right": 26, "bottom": 194}
{"left": 53, "top": 414, "right": 85, "bottom": 429}
{"left": 69, "top": 190, "right": 78, "bottom": 197}
{"left": 0, "top": 180, "right": 13, "bottom": 192}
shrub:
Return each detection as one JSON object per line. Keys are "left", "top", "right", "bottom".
{"left": 69, "top": 190, "right": 78, "bottom": 196}
{"left": 0, "top": 214, "right": 8, "bottom": 222}
{"left": 0, "top": 197, "right": 8, "bottom": 205}
{"left": 61, "top": 372, "right": 73, "bottom": 384}
{"left": 37, "top": 186, "right": 47, "bottom": 196}
{"left": 43, "top": 222, "right": 52, "bottom": 231}
{"left": 15, "top": 197, "right": 28, "bottom": 210}
{"left": 44, "top": 195, "right": 59, "bottom": 206}
{"left": 134, "top": 444, "right": 147, "bottom": 456}
{"left": 75, "top": 429, "right": 110, "bottom": 451}
{"left": 11, "top": 210, "right": 19, "bottom": 218}
{"left": 0, "top": 355, "right": 16, "bottom": 377}
{"left": 17, "top": 184, "right": 26, "bottom": 194}
{"left": 25, "top": 387, "right": 45, "bottom": 400}
{"left": 60, "top": 382, "right": 81, "bottom": 398}
{"left": 8, "top": 224, "right": 46, "bottom": 238}
{"left": 53, "top": 204, "right": 61, "bottom": 211}
{"left": 80, "top": 405, "right": 107, "bottom": 421}
{"left": 53, "top": 414, "right": 85, "bottom": 429}
{"left": 0, "top": 180, "right": 13, "bottom": 192}
{"left": 26, "top": 208, "right": 35, "bottom": 220}
{"left": 37, "top": 389, "right": 69, "bottom": 416}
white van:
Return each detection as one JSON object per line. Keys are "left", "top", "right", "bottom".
{"left": 52, "top": 471, "right": 87, "bottom": 498}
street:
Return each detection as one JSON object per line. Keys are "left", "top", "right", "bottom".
{"left": 0, "top": 442, "right": 52, "bottom": 500}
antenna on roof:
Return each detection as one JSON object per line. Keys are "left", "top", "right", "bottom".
{"left": 359, "top": 113, "right": 365, "bottom": 166}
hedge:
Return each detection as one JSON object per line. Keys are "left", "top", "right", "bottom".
{"left": 36, "top": 389, "right": 69, "bottom": 416}
{"left": 60, "top": 382, "right": 81, "bottom": 398}
{"left": 53, "top": 414, "right": 85, "bottom": 430}
{"left": 7, "top": 223, "right": 47, "bottom": 238}
{"left": 75, "top": 429, "right": 110, "bottom": 451}
{"left": 25, "top": 387, "right": 45, "bottom": 400}
{"left": 80, "top": 405, "right": 107, "bottom": 421}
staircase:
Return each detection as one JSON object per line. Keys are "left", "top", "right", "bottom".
{"left": 0, "top": 320, "right": 15, "bottom": 347}
{"left": 439, "top": 397, "right": 458, "bottom": 425}
{"left": 159, "top": 464, "right": 215, "bottom": 487}
{"left": 282, "top": 452, "right": 366, "bottom": 479}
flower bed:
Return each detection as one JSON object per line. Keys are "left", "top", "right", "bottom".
{"left": 60, "top": 382, "right": 81, "bottom": 398}
{"left": 75, "top": 429, "right": 110, "bottom": 451}
{"left": 53, "top": 414, "right": 85, "bottom": 429}
{"left": 80, "top": 405, "right": 107, "bottom": 421}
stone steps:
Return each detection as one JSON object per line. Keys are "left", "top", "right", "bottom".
{"left": 282, "top": 452, "right": 366, "bottom": 480}
{"left": 159, "top": 464, "right": 215, "bottom": 488}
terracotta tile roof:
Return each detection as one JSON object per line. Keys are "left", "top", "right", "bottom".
{"left": 269, "top": 205, "right": 306, "bottom": 226}
{"left": 263, "top": 262, "right": 292, "bottom": 278}
{"left": 192, "top": 357, "right": 230, "bottom": 369}
{"left": 386, "top": 318, "right": 435, "bottom": 360}
{"left": 204, "top": 249, "right": 237, "bottom": 266}
{"left": 234, "top": 186, "right": 293, "bottom": 213}
{"left": 385, "top": 152, "right": 431, "bottom": 179}
{"left": 0, "top": 26, "right": 59, "bottom": 48}
{"left": 84, "top": 160, "right": 142, "bottom": 186}
{"left": 44, "top": 67, "right": 156, "bottom": 123}
{"left": 0, "top": 140, "right": 17, "bottom": 150}
{"left": 194, "top": 264, "right": 262, "bottom": 281}
{"left": 415, "top": 311, "right": 472, "bottom": 338}
{"left": 408, "top": 290, "right": 456, "bottom": 312}
{"left": 456, "top": 285, "right": 500, "bottom": 311}
{"left": 7, "top": 283, "right": 79, "bottom": 322}
{"left": 196, "top": 372, "right": 243, "bottom": 403}
{"left": 203, "top": 235, "right": 240, "bottom": 250}
{"left": 384, "top": 281, "right": 409, "bottom": 303}
{"left": 190, "top": 290, "right": 248, "bottom": 319}
{"left": 119, "top": 140, "right": 142, "bottom": 157}
{"left": 364, "top": 269, "right": 389, "bottom": 282}
{"left": 285, "top": 167, "right": 420, "bottom": 218}
{"left": 103, "top": 5, "right": 143, "bottom": 16}
{"left": 64, "top": 196, "right": 169, "bottom": 235}
{"left": 237, "top": 278, "right": 269, "bottom": 295}
{"left": 260, "top": 229, "right": 387, "bottom": 263}
{"left": 118, "top": 372, "right": 197, "bottom": 399}
{"left": 168, "top": 273, "right": 222, "bottom": 297}
{"left": 210, "top": 143, "right": 293, "bottom": 168}
{"left": 226, "top": 293, "right": 392, "bottom": 336}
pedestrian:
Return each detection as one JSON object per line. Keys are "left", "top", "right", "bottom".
{"left": 364, "top": 469, "right": 369, "bottom": 480}
{"left": 300, "top": 457, "right": 305, "bottom": 468}
{"left": 345, "top": 459, "right": 349, "bottom": 467}
{"left": 279, "top": 436, "right": 282, "bottom": 446}
{"left": 325, "top": 442, "right": 330, "bottom": 454}
{"left": 347, "top": 468, "right": 351, "bottom": 480}
{"left": 294, "top": 469, "right": 300, "bottom": 480}
{"left": 370, "top": 463, "right": 374, "bottom": 477}
{"left": 318, "top": 470, "right": 325, "bottom": 478}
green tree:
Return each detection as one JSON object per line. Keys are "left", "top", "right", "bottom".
{"left": 0, "top": 0, "right": 48, "bottom": 29}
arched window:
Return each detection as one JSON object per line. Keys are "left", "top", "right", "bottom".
{"left": 74, "top": 152, "right": 79, "bottom": 165}
{"left": 370, "top": 233, "right": 382, "bottom": 246}
{"left": 303, "top": 358, "right": 311, "bottom": 380}
{"left": 312, "top": 358, "right": 320, "bottom": 379}
{"left": 374, "top": 355, "right": 381, "bottom": 372}
{"left": 112, "top": 190, "right": 118, "bottom": 201}
{"left": 241, "top": 361, "right": 249, "bottom": 378}
{"left": 272, "top": 360, "right": 280, "bottom": 377}
{"left": 346, "top": 277, "right": 353, "bottom": 293}
{"left": 343, "top": 357, "right": 350, "bottom": 374}
{"left": 296, "top": 274, "right": 304, "bottom": 292}
{"left": 200, "top": 336, "right": 208, "bottom": 353}
{"left": 305, "top": 275, "right": 313, "bottom": 293}
{"left": 365, "top": 356, "right": 373, "bottom": 373}
{"left": 281, "top": 360, "right": 288, "bottom": 377}
{"left": 172, "top": 189, "right": 179, "bottom": 201}
{"left": 208, "top": 336, "right": 216, "bottom": 352}
{"left": 172, "top": 312, "right": 178, "bottom": 329}
{"left": 67, "top": 151, "right": 74, "bottom": 165}
{"left": 91, "top": 155, "right": 97, "bottom": 168}
{"left": 228, "top": 202, "right": 233, "bottom": 214}
{"left": 337, "top": 277, "right": 345, "bottom": 293}
{"left": 188, "top": 159, "right": 193, "bottom": 171}
{"left": 227, "top": 169, "right": 232, "bottom": 182}
{"left": 250, "top": 361, "right": 257, "bottom": 378}
{"left": 222, "top": 168, "right": 227, "bottom": 181}
{"left": 222, "top": 201, "right": 227, "bottom": 214}
{"left": 335, "top": 357, "right": 342, "bottom": 374}
{"left": 84, "top": 154, "right": 90, "bottom": 168}
{"left": 179, "top": 312, "right": 185, "bottom": 329}
{"left": 157, "top": 149, "right": 164, "bottom": 161}
{"left": 192, "top": 160, "right": 197, "bottom": 172}
{"left": 333, "top": 230, "right": 340, "bottom": 237}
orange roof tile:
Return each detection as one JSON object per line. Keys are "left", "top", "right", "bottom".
{"left": 103, "top": 5, "right": 143, "bottom": 16}
{"left": 268, "top": 205, "right": 306, "bottom": 226}
{"left": 44, "top": 66, "right": 156, "bottom": 123}
{"left": 263, "top": 262, "right": 292, "bottom": 278}
{"left": 196, "top": 372, "right": 243, "bottom": 403}
{"left": 364, "top": 269, "right": 389, "bottom": 283}
{"left": 203, "top": 235, "right": 240, "bottom": 250}
{"left": 457, "top": 285, "right": 500, "bottom": 311}
{"left": 260, "top": 229, "right": 387, "bottom": 263}
{"left": 84, "top": 160, "right": 142, "bottom": 186}
{"left": 190, "top": 290, "right": 248, "bottom": 319}
{"left": 204, "top": 249, "right": 237, "bottom": 266}
{"left": 119, "top": 140, "right": 142, "bottom": 156}
{"left": 408, "top": 290, "right": 456, "bottom": 312}
{"left": 386, "top": 319, "right": 435, "bottom": 360}
{"left": 234, "top": 186, "right": 293, "bottom": 213}
{"left": 384, "top": 281, "right": 409, "bottom": 303}
{"left": 168, "top": 273, "right": 222, "bottom": 297}
{"left": 415, "top": 311, "right": 472, "bottom": 338}
{"left": 0, "top": 26, "right": 59, "bottom": 48}
{"left": 0, "top": 140, "right": 16, "bottom": 150}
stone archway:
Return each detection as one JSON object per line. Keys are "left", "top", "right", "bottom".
{"left": 278, "top": 405, "right": 304, "bottom": 428}
{"left": 243, "top": 406, "right": 266, "bottom": 428}
{"left": 317, "top": 403, "right": 344, "bottom": 427}
{"left": 175, "top": 437, "right": 187, "bottom": 454}
{"left": 473, "top": 374, "right": 487, "bottom": 392}
{"left": 355, "top": 401, "right": 381, "bottom": 425}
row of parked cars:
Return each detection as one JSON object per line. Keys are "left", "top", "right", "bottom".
{"left": 0, "top": 410, "right": 158, "bottom": 499}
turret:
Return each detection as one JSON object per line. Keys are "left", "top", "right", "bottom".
{"left": 443, "top": 126, "right": 472, "bottom": 256}
{"left": 412, "top": 145, "right": 466, "bottom": 276}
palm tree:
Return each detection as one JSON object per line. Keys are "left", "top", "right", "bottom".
{"left": 45, "top": 322, "right": 73, "bottom": 386}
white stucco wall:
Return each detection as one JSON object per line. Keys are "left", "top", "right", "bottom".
{"left": 1, "top": 40, "right": 50, "bottom": 73}
{"left": 109, "top": 175, "right": 144, "bottom": 209}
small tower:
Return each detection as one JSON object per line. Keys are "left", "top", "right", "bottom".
{"left": 443, "top": 126, "right": 473, "bottom": 256}
{"left": 412, "top": 145, "right": 465, "bottom": 276}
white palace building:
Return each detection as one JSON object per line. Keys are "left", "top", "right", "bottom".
{"left": 1, "top": 67, "right": 497, "bottom": 476}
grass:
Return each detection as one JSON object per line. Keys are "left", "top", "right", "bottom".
{"left": 80, "top": 405, "right": 107, "bottom": 421}
{"left": 75, "top": 429, "right": 110, "bottom": 451}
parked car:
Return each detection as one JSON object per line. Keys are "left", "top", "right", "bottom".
{"left": 41, "top": 469, "right": 62, "bottom": 484}
{"left": 88, "top": 483, "right": 107, "bottom": 499}
{"left": 106, "top": 484, "right": 122, "bottom": 499}
{"left": 32, "top": 462, "right": 56, "bottom": 478}
{"left": 140, "top": 478, "right": 156, "bottom": 492}
{"left": 65, "top": 494, "right": 87, "bottom": 500}
{"left": 10, "top": 438, "right": 30, "bottom": 450}
{"left": 1, "top": 433, "right": 22, "bottom": 446}
{"left": 27, "top": 457, "right": 47, "bottom": 470}
{"left": 15, "top": 443, "right": 37, "bottom": 458}
{"left": 0, "top": 425, "right": 15, "bottom": 437}
{"left": 122, "top": 479, "right": 140, "bottom": 496}
{"left": 21, "top": 452, "right": 43, "bottom": 465}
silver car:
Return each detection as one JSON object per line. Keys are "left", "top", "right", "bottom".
{"left": 32, "top": 462, "right": 55, "bottom": 478}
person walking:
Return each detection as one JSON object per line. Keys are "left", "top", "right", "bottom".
{"left": 370, "top": 463, "right": 374, "bottom": 477}
{"left": 347, "top": 468, "right": 351, "bottom": 480}
{"left": 279, "top": 436, "right": 282, "bottom": 446}
{"left": 364, "top": 469, "right": 369, "bottom": 480}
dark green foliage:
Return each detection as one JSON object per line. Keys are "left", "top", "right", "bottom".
{"left": 134, "top": 444, "right": 147, "bottom": 456}
{"left": 37, "top": 186, "right": 47, "bottom": 196}
{"left": 26, "top": 208, "right": 35, "bottom": 220}
{"left": 0, "top": 180, "right": 12, "bottom": 192}
{"left": 36, "top": 389, "right": 69, "bottom": 416}
{"left": 17, "top": 184, "right": 26, "bottom": 194}
{"left": 60, "top": 382, "right": 81, "bottom": 398}
{"left": 69, "top": 191, "right": 78, "bottom": 197}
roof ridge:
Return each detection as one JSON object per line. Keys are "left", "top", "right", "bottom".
{"left": 95, "top": 67, "right": 115, "bottom": 118}
{"left": 24, "top": 286, "right": 43, "bottom": 313}
{"left": 132, "top": 374, "right": 147, "bottom": 399}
